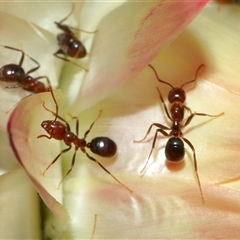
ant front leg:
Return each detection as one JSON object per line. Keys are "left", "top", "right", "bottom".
{"left": 156, "top": 87, "right": 172, "bottom": 120}
{"left": 1, "top": 45, "right": 25, "bottom": 67}
{"left": 57, "top": 147, "right": 78, "bottom": 189}
{"left": 54, "top": 51, "right": 88, "bottom": 71}
{"left": 42, "top": 146, "right": 72, "bottom": 177}
{"left": 4, "top": 83, "right": 21, "bottom": 89}
{"left": 83, "top": 110, "right": 102, "bottom": 140}
{"left": 184, "top": 105, "right": 193, "bottom": 115}
{"left": 134, "top": 123, "right": 170, "bottom": 143}
{"left": 182, "top": 137, "right": 204, "bottom": 203}
{"left": 84, "top": 151, "right": 133, "bottom": 193}
{"left": 183, "top": 111, "right": 224, "bottom": 127}
{"left": 139, "top": 126, "right": 170, "bottom": 173}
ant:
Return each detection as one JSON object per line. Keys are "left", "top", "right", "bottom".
{"left": 37, "top": 85, "right": 132, "bottom": 193}
{"left": 54, "top": 4, "right": 96, "bottom": 71}
{"left": 134, "top": 64, "right": 224, "bottom": 202}
{"left": 0, "top": 45, "right": 50, "bottom": 93}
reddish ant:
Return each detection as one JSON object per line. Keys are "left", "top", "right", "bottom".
{"left": 134, "top": 64, "right": 224, "bottom": 202}
{"left": 37, "top": 86, "right": 132, "bottom": 193}
{"left": 54, "top": 4, "right": 96, "bottom": 71}
{"left": 0, "top": 45, "right": 50, "bottom": 93}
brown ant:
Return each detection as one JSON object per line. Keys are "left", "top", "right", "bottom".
{"left": 134, "top": 64, "right": 224, "bottom": 202}
{"left": 0, "top": 45, "right": 50, "bottom": 93}
{"left": 54, "top": 4, "right": 96, "bottom": 71}
{"left": 37, "top": 86, "right": 132, "bottom": 193}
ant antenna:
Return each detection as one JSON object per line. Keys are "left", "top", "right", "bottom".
{"left": 48, "top": 84, "right": 58, "bottom": 122}
{"left": 181, "top": 64, "right": 204, "bottom": 88}
{"left": 58, "top": 4, "right": 74, "bottom": 24}
{"left": 148, "top": 64, "right": 174, "bottom": 88}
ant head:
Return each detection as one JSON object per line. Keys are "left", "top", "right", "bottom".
{"left": 168, "top": 87, "right": 186, "bottom": 103}
{"left": 41, "top": 120, "right": 66, "bottom": 140}
{"left": 0, "top": 64, "right": 25, "bottom": 82}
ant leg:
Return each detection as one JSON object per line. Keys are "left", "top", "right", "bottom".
{"left": 1, "top": 45, "right": 40, "bottom": 74}
{"left": 183, "top": 111, "right": 224, "bottom": 128}
{"left": 68, "top": 26, "right": 97, "bottom": 34}
{"left": 182, "top": 137, "right": 204, "bottom": 203}
{"left": 156, "top": 87, "right": 172, "bottom": 120}
{"left": 68, "top": 113, "right": 79, "bottom": 136}
{"left": 140, "top": 127, "right": 170, "bottom": 173}
{"left": 85, "top": 151, "right": 133, "bottom": 193}
{"left": 57, "top": 148, "right": 77, "bottom": 189}
{"left": 83, "top": 110, "right": 102, "bottom": 139}
{"left": 90, "top": 214, "right": 98, "bottom": 240}
{"left": 5, "top": 83, "right": 21, "bottom": 89}
{"left": 184, "top": 105, "right": 193, "bottom": 115}
{"left": 25, "top": 54, "right": 40, "bottom": 75}
{"left": 54, "top": 51, "right": 88, "bottom": 71}
{"left": 1, "top": 45, "right": 25, "bottom": 67}
{"left": 42, "top": 146, "right": 71, "bottom": 176}
{"left": 134, "top": 122, "right": 170, "bottom": 143}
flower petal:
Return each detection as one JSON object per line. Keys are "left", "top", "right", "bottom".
{"left": 7, "top": 91, "right": 70, "bottom": 222}
{"left": 64, "top": 175, "right": 240, "bottom": 238}
{"left": 68, "top": 1, "right": 209, "bottom": 113}
{"left": 0, "top": 12, "right": 60, "bottom": 130}
{"left": 0, "top": 169, "right": 41, "bottom": 239}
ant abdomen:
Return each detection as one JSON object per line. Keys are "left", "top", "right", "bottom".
{"left": 57, "top": 33, "right": 86, "bottom": 58}
{"left": 89, "top": 137, "right": 117, "bottom": 158}
{"left": 165, "top": 138, "right": 185, "bottom": 162}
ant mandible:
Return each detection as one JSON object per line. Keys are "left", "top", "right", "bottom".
{"left": 134, "top": 64, "right": 224, "bottom": 202}
{"left": 54, "top": 4, "right": 96, "bottom": 71}
{"left": 37, "top": 86, "right": 132, "bottom": 193}
{"left": 0, "top": 45, "right": 50, "bottom": 93}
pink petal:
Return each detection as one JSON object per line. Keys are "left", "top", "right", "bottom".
{"left": 0, "top": 169, "right": 41, "bottom": 238}
{"left": 0, "top": 12, "right": 60, "bottom": 130}
{"left": 64, "top": 175, "right": 240, "bottom": 238}
{"left": 70, "top": 1, "right": 210, "bottom": 113}
{"left": 7, "top": 91, "right": 70, "bottom": 222}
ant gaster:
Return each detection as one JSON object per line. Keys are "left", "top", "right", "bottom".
{"left": 0, "top": 45, "right": 50, "bottom": 93}
{"left": 134, "top": 64, "right": 224, "bottom": 202}
{"left": 54, "top": 4, "right": 96, "bottom": 71}
{"left": 37, "top": 86, "right": 132, "bottom": 193}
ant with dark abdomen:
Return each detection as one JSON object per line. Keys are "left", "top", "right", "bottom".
{"left": 0, "top": 45, "right": 50, "bottom": 93}
{"left": 37, "top": 85, "right": 132, "bottom": 193}
{"left": 134, "top": 64, "right": 224, "bottom": 202}
{"left": 54, "top": 4, "right": 96, "bottom": 71}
